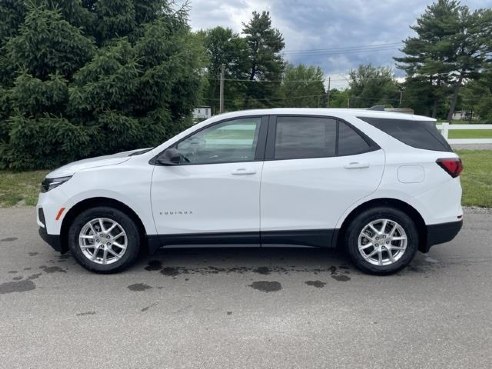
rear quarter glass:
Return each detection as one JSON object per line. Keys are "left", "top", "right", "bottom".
{"left": 358, "top": 117, "right": 453, "bottom": 152}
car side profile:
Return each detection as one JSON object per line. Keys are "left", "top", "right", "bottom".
{"left": 37, "top": 108, "right": 463, "bottom": 275}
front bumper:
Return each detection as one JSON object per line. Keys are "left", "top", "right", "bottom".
{"left": 38, "top": 226, "right": 63, "bottom": 252}
{"left": 38, "top": 207, "right": 64, "bottom": 252}
{"left": 422, "top": 219, "right": 463, "bottom": 252}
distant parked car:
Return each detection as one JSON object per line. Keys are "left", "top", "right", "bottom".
{"left": 37, "top": 108, "right": 463, "bottom": 275}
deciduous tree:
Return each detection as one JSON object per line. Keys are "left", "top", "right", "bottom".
{"left": 348, "top": 65, "right": 400, "bottom": 108}
{"left": 280, "top": 64, "right": 325, "bottom": 108}
{"left": 201, "top": 26, "right": 249, "bottom": 113}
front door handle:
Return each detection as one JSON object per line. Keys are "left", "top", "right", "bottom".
{"left": 344, "top": 162, "right": 370, "bottom": 169}
{"left": 231, "top": 168, "right": 257, "bottom": 175}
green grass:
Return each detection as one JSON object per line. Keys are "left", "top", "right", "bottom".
{"left": 456, "top": 150, "right": 492, "bottom": 208}
{"left": 0, "top": 150, "right": 490, "bottom": 208}
{"left": 450, "top": 119, "right": 492, "bottom": 125}
{"left": 0, "top": 170, "right": 48, "bottom": 207}
{"left": 448, "top": 129, "right": 492, "bottom": 139}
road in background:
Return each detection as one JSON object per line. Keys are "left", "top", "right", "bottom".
{"left": 0, "top": 207, "right": 491, "bottom": 369}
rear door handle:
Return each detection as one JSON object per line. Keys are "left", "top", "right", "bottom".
{"left": 231, "top": 168, "right": 257, "bottom": 175}
{"left": 344, "top": 162, "right": 370, "bottom": 169}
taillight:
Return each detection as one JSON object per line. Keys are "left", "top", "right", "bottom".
{"left": 436, "top": 158, "right": 463, "bottom": 178}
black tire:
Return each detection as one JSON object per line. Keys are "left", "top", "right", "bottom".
{"left": 68, "top": 206, "right": 141, "bottom": 273}
{"left": 345, "top": 206, "right": 418, "bottom": 275}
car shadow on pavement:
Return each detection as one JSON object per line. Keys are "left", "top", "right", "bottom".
{"left": 132, "top": 246, "right": 444, "bottom": 279}
{"left": 133, "top": 246, "right": 345, "bottom": 274}
{"left": 136, "top": 246, "right": 356, "bottom": 282}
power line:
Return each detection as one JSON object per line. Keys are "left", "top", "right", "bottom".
{"left": 283, "top": 42, "right": 401, "bottom": 53}
{"left": 283, "top": 47, "right": 400, "bottom": 57}
{"left": 207, "top": 76, "right": 395, "bottom": 83}
{"left": 221, "top": 78, "right": 325, "bottom": 83}
{"left": 282, "top": 42, "right": 402, "bottom": 56}
{"left": 207, "top": 95, "right": 409, "bottom": 103}
{"left": 207, "top": 92, "right": 464, "bottom": 103}
{"left": 205, "top": 71, "right": 457, "bottom": 84}
{"left": 207, "top": 93, "right": 326, "bottom": 102}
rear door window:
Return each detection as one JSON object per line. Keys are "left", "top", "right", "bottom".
{"left": 358, "top": 117, "right": 452, "bottom": 152}
{"left": 272, "top": 116, "right": 378, "bottom": 160}
{"left": 274, "top": 117, "right": 337, "bottom": 160}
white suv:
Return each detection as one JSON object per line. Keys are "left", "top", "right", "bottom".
{"left": 37, "top": 109, "right": 463, "bottom": 275}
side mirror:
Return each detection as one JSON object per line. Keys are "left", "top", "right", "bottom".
{"left": 156, "top": 148, "right": 182, "bottom": 166}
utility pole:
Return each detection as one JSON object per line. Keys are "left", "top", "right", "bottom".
{"left": 399, "top": 90, "right": 403, "bottom": 107}
{"left": 326, "top": 76, "right": 331, "bottom": 108}
{"left": 219, "top": 64, "right": 225, "bottom": 114}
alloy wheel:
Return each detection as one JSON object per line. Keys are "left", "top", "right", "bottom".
{"left": 357, "top": 218, "right": 408, "bottom": 266}
{"left": 78, "top": 218, "right": 128, "bottom": 265}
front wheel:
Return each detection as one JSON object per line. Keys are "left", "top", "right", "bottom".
{"left": 68, "top": 207, "right": 141, "bottom": 273}
{"left": 345, "top": 207, "right": 419, "bottom": 275}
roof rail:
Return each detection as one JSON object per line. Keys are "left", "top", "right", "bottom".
{"left": 367, "top": 105, "right": 386, "bottom": 111}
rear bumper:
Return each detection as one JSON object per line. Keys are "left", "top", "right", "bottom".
{"left": 422, "top": 219, "right": 463, "bottom": 252}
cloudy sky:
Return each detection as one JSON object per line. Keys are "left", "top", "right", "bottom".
{"left": 187, "top": 0, "right": 492, "bottom": 88}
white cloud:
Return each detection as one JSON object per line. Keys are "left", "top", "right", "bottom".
{"left": 188, "top": 0, "right": 270, "bottom": 32}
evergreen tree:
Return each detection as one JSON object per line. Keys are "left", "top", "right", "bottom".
{"left": 94, "top": 0, "right": 136, "bottom": 44}
{"left": 395, "top": 0, "right": 492, "bottom": 119}
{"left": 0, "top": 0, "right": 205, "bottom": 169}
{"left": 0, "top": 0, "right": 27, "bottom": 46}
{"left": 458, "top": 70, "right": 492, "bottom": 122}
{"left": 242, "top": 11, "right": 285, "bottom": 108}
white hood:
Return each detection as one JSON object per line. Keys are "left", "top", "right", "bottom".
{"left": 46, "top": 148, "right": 149, "bottom": 178}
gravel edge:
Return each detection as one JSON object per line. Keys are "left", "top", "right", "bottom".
{"left": 463, "top": 206, "right": 492, "bottom": 214}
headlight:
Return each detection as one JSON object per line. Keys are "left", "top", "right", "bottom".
{"left": 41, "top": 176, "right": 72, "bottom": 193}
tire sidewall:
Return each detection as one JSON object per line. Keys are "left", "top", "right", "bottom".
{"left": 68, "top": 207, "right": 140, "bottom": 273}
{"left": 346, "top": 207, "right": 418, "bottom": 275}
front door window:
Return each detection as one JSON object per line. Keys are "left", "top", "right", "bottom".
{"left": 175, "top": 118, "right": 262, "bottom": 164}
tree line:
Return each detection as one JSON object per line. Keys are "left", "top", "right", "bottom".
{"left": 0, "top": 0, "right": 491, "bottom": 170}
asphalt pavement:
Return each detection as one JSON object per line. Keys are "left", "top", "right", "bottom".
{"left": 0, "top": 207, "right": 491, "bottom": 369}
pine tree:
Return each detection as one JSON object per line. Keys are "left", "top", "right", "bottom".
{"left": 395, "top": 0, "right": 491, "bottom": 119}
{"left": 0, "top": 1, "right": 205, "bottom": 169}
{"left": 242, "top": 11, "right": 285, "bottom": 108}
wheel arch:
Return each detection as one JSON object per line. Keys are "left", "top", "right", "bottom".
{"left": 335, "top": 198, "right": 428, "bottom": 252}
{"left": 60, "top": 197, "right": 148, "bottom": 253}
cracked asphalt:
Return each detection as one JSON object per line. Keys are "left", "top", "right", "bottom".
{"left": 0, "top": 207, "right": 491, "bottom": 369}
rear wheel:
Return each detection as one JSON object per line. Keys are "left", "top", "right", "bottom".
{"left": 345, "top": 207, "right": 418, "bottom": 275}
{"left": 68, "top": 207, "right": 140, "bottom": 273}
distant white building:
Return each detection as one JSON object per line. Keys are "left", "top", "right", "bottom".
{"left": 452, "top": 110, "right": 472, "bottom": 120}
{"left": 192, "top": 106, "right": 212, "bottom": 121}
